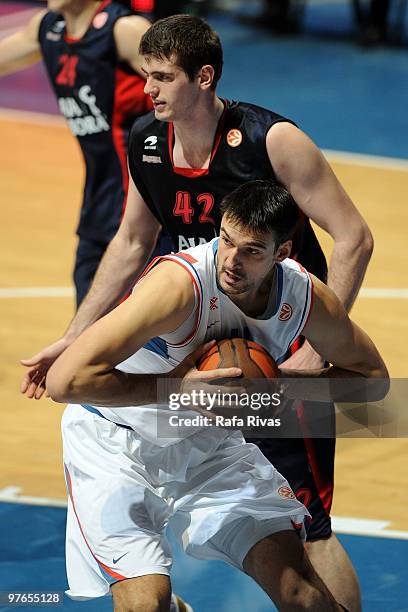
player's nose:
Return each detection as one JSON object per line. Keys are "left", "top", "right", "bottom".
{"left": 144, "top": 77, "right": 158, "bottom": 97}
{"left": 228, "top": 248, "right": 241, "bottom": 267}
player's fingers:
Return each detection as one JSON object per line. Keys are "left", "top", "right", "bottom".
{"left": 34, "top": 379, "right": 47, "bottom": 400}
{"left": 20, "top": 365, "right": 41, "bottom": 389}
{"left": 20, "top": 354, "right": 43, "bottom": 366}
{"left": 20, "top": 374, "right": 32, "bottom": 393}
{"left": 199, "top": 366, "right": 242, "bottom": 380}
{"left": 25, "top": 381, "right": 39, "bottom": 399}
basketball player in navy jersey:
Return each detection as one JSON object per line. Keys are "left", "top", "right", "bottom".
{"left": 46, "top": 180, "right": 388, "bottom": 612}
{"left": 21, "top": 15, "right": 374, "bottom": 611}
{"left": 0, "top": 0, "right": 154, "bottom": 307}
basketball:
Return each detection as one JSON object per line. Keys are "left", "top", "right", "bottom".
{"left": 197, "top": 338, "right": 280, "bottom": 378}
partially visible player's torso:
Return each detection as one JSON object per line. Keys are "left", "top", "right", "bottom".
{"left": 39, "top": 0, "right": 152, "bottom": 241}
{"left": 128, "top": 100, "right": 327, "bottom": 281}
{"left": 91, "top": 239, "right": 313, "bottom": 443}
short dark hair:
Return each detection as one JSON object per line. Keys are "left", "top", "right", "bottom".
{"left": 220, "top": 180, "right": 299, "bottom": 246}
{"left": 139, "top": 15, "right": 223, "bottom": 89}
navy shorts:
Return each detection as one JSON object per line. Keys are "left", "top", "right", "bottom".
{"left": 252, "top": 400, "right": 336, "bottom": 541}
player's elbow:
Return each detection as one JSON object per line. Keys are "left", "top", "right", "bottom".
{"left": 351, "top": 220, "right": 374, "bottom": 263}
{"left": 366, "top": 359, "right": 390, "bottom": 401}
{"left": 46, "top": 365, "right": 89, "bottom": 404}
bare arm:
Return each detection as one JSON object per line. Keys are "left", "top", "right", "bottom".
{"left": 20, "top": 177, "right": 161, "bottom": 399}
{"left": 0, "top": 11, "right": 44, "bottom": 76}
{"left": 113, "top": 15, "right": 151, "bottom": 77}
{"left": 280, "top": 276, "right": 389, "bottom": 401}
{"left": 46, "top": 261, "right": 195, "bottom": 406}
{"left": 267, "top": 122, "right": 373, "bottom": 312}
{"left": 64, "top": 176, "right": 161, "bottom": 342}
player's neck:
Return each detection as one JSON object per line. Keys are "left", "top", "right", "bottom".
{"left": 172, "top": 97, "right": 224, "bottom": 169}
{"left": 63, "top": 0, "right": 102, "bottom": 38}
{"left": 230, "top": 267, "right": 277, "bottom": 319}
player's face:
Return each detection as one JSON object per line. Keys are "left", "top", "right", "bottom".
{"left": 217, "top": 217, "right": 291, "bottom": 298}
{"left": 142, "top": 54, "right": 201, "bottom": 122}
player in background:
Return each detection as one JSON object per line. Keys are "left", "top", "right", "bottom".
{"left": 0, "top": 0, "right": 155, "bottom": 306}
{"left": 46, "top": 180, "right": 388, "bottom": 612}
{"left": 21, "top": 15, "right": 374, "bottom": 611}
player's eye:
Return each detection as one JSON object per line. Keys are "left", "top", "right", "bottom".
{"left": 223, "top": 236, "right": 232, "bottom": 246}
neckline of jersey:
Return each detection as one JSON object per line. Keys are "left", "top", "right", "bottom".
{"left": 64, "top": 0, "right": 111, "bottom": 44}
{"left": 167, "top": 99, "right": 228, "bottom": 178}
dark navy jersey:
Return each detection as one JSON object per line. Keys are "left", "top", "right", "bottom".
{"left": 39, "top": 0, "right": 152, "bottom": 242}
{"left": 128, "top": 100, "right": 327, "bottom": 282}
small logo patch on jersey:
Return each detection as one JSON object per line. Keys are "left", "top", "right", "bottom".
{"left": 278, "top": 485, "right": 296, "bottom": 499}
{"left": 226, "top": 129, "right": 242, "bottom": 147}
{"left": 144, "top": 135, "right": 158, "bottom": 149}
{"left": 209, "top": 297, "right": 218, "bottom": 310}
{"left": 142, "top": 154, "right": 162, "bottom": 163}
{"left": 93, "top": 12, "right": 108, "bottom": 29}
{"left": 278, "top": 302, "right": 293, "bottom": 321}
{"left": 46, "top": 31, "right": 61, "bottom": 41}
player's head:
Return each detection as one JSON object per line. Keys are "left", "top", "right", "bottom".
{"left": 140, "top": 15, "right": 223, "bottom": 119}
{"left": 217, "top": 180, "right": 298, "bottom": 296}
{"left": 140, "top": 15, "right": 223, "bottom": 88}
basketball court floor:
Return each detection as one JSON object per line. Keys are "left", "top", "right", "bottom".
{"left": 1, "top": 1, "right": 407, "bottom": 610}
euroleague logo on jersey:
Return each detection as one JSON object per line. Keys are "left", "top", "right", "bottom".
{"left": 93, "top": 12, "right": 108, "bottom": 29}
{"left": 278, "top": 302, "right": 293, "bottom": 321}
{"left": 278, "top": 486, "right": 296, "bottom": 500}
{"left": 226, "top": 129, "right": 242, "bottom": 147}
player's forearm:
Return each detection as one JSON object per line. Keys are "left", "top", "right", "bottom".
{"left": 279, "top": 365, "right": 389, "bottom": 402}
{"left": 327, "top": 227, "right": 373, "bottom": 312}
{"left": 63, "top": 235, "right": 153, "bottom": 343}
{"left": 47, "top": 366, "right": 161, "bottom": 407}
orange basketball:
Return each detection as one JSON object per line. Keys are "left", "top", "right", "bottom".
{"left": 197, "top": 338, "right": 280, "bottom": 378}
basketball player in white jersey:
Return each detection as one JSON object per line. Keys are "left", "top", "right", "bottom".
{"left": 47, "top": 181, "right": 388, "bottom": 612}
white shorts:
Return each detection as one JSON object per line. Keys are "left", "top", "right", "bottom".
{"left": 62, "top": 404, "right": 309, "bottom": 600}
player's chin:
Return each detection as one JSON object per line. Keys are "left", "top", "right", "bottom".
{"left": 219, "top": 277, "right": 248, "bottom": 295}
{"left": 47, "top": 0, "right": 66, "bottom": 10}
{"left": 153, "top": 103, "right": 170, "bottom": 119}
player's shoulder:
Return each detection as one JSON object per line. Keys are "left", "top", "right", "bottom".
{"left": 280, "top": 258, "right": 312, "bottom": 287}
{"left": 173, "top": 239, "right": 215, "bottom": 265}
{"left": 226, "top": 100, "right": 296, "bottom": 129}
{"left": 37, "top": 10, "right": 66, "bottom": 42}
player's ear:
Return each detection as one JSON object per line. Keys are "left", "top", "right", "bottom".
{"left": 275, "top": 240, "right": 292, "bottom": 262}
{"left": 198, "top": 65, "right": 215, "bottom": 89}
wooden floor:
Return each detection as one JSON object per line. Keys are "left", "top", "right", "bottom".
{"left": 1, "top": 115, "right": 407, "bottom": 528}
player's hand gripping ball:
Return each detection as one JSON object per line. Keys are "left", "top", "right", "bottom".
{"left": 197, "top": 338, "right": 280, "bottom": 379}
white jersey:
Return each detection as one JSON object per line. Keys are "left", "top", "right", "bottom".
{"left": 83, "top": 238, "right": 313, "bottom": 443}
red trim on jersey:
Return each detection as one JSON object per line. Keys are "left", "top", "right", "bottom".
{"left": 295, "top": 406, "right": 334, "bottom": 516}
{"left": 131, "top": 0, "right": 154, "bottom": 11}
{"left": 167, "top": 101, "right": 227, "bottom": 178}
{"left": 132, "top": 254, "right": 202, "bottom": 347}
{"left": 112, "top": 66, "right": 153, "bottom": 220}
{"left": 64, "top": 0, "right": 111, "bottom": 43}
{"left": 65, "top": 465, "right": 126, "bottom": 581}
{"left": 174, "top": 252, "right": 198, "bottom": 264}
{"left": 290, "top": 337, "right": 302, "bottom": 355}
{"left": 300, "top": 272, "right": 314, "bottom": 332}
{"left": 162, "top": 257, "right": 201, "bottom": 347}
